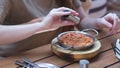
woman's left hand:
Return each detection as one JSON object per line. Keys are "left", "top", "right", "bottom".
{"left": 102, "top": 13, "right": 120, "bottom": 34}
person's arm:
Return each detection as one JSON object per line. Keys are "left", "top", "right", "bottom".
{"left": 76, "top": 4, "right": 120, "bottom": 34}
{"left": 26, "top": 17, "right": 44, "bottom": 24}
{"left": 0, "top": 22, "right": 45, "bottom": 45}
{"left": 73, "top": 0, "right": 111, "bottom": 30}
{"left": 73, "top": 0, "right": 120, "bottom": 34}
{"left": 74, "top": 0, "right": 103, "bottom": 30}
{"left": 72, "top": 0, "right": 90, "bottom": 30}
{"left": 0, "top": 7, "right": 78, "bottom": 45}
{"left": 72, "top": 0, "right": 87, "bottom": 20}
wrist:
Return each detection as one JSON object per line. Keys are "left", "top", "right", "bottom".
{"left": 79, "top": 17, "right": 102, "bottom": 30}
{"left": 33, "top": 22, "right": 50, "bottom": 34}
{"left": 34, "top": 22, "right": 46, "bottom": 31}
{"left": 95, "top": 18, "right": 103, "bottom": 30}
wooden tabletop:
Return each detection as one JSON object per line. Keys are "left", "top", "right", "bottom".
{"left": 0, "top": 28, "right": 120, "bottom": 68}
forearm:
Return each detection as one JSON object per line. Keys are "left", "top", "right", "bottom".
{"left": 26, "top": 17, "right": 45, "bottom": 24}
{"left": 0, "top": 7, "right": 78, "bottom": 45}
{"left": 74, "top": 0, "right": 101, "bottom": 30}
{"left": 76, "top": 7, "right": 87, "bottom": 20}
{"left": 0, "top": 22, "right": 46, "bottom": 45}
{"left": 73, "top": 0, "right": 88, "bottom": 20}
{"left": 75, "top": 2, "right": 89, "bottom": 29}
{"left": 78, "top": 17, "right": 99, "bottom": 29}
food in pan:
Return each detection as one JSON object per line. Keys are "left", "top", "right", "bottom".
{"left": 59, "top": 32, "right": 94, "bottom": 47}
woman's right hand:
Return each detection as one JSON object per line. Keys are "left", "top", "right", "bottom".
{"left": 41, "top": 7, "right": 79, "bottom": 30}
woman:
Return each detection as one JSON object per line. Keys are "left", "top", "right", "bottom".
{"left": 0, "top": 7, "right": 78, "bottom": 45}
{"left": 0, "top": 0, "right": 119, "bottom": 56}
{"left": 0, "top": 0, "right": 78, "bottom": 56}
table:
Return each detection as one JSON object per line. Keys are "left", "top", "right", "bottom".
{"left": 0, "top": 29, "right": 120, "bottom": 68}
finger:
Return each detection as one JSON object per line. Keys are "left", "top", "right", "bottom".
{"left": 56, "top": 7, "right": 78, "bottom": 15}
{"left": 53, "top": 11, "right": 77, "bottom": 17}
{"left": 104, "top": 13, "right": 114, "bottom": 22}
{"left": 57, "top": 7, "right": 76, "bottom": 12}
{"left": 110, "top": 14, "right": 118, "bottom": 34}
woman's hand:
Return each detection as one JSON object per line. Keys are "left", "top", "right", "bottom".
{"left": 97, "top": 13, "right": 120, "bottom": 34}
{"left": 41, "top": 7, "right": 79, "bottom": 30}
{"left": 79, "top": 13, "right": 120, "bottom": 34}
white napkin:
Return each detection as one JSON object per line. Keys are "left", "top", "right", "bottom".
{"left": 115, "top": 39, "right": 120, "bottom": 59}
{"left": 36, "top": 62, "right": 59, "bottom": 68}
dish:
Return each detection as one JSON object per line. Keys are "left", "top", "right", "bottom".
{"left": 59, "top": 32, "right": 94, "bottom": 47}
{"left": 57, "top": 29, "right": 98, "bottom": 50}
{"left": 51, "top": 37, "right": 101, "bottom": 61}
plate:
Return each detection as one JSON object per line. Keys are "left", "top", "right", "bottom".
{"left": 51, "top": 37, "right": 101, "bottom": 61}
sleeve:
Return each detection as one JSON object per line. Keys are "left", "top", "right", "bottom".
{"left": 0, "top": 0, "right": 11, "bottom": 24}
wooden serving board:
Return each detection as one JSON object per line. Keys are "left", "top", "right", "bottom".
{"left": 51, "top": 38, "right": 101, "bottom": 61}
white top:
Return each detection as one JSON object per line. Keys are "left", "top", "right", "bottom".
{"left": 0, "top": 0, "right": 58, "bottom": 24}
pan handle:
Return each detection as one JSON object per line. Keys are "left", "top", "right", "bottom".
{"left": 81, "top": 29, "right": 98, "bottom": 37}
{"left": 54, "top": 42, "right": 72, "bottom": 50}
